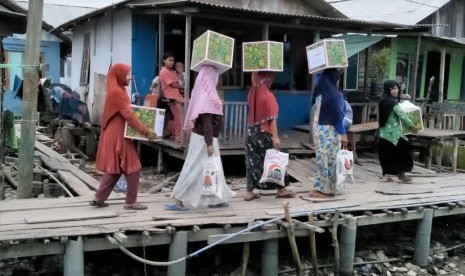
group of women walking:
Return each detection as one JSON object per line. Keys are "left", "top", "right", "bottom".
{"left": 90, "top": 62, "right": 419, "bottom": 211}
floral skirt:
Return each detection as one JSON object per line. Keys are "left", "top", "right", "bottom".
{"left": 313, "top": 124, "right": 343, "bottom": 195}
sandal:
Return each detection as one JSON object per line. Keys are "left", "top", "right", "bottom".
{"left": 164, "top": 204, "right": 189, "bottom": 211}
{"left": 124, "top": 202, "right": 148, "bottom": 210}
{"left": 244, "top": 193, "right": 261, "bottom": 201}
{"left": 89, "top": 200, "right": 109, "bottom": 208}
{"left": 276, "top": 190, "right": 296, "bottom": 198}
{"left": 208, "top": 202, "right": 229, "bottom": 208}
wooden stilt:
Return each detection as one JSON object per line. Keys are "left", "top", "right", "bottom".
{"left": 241, "top": 242, "right": 250, "bottom": 276}
{"left": 331, "top": 210, "right": 340, "bottom": 276}
{"left": 283, "top": 201, "right": 303, "bottom": 276}
{"left": 308, "top": 212, "right": 318, "bottom": 275}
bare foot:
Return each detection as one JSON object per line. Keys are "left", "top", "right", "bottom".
{"left": 381, "top": 174, "right": 393, "bottom": 182}
{"left": 308, "top": 190, "right": 334, "bottom": 198}
{"left": 398, "top": 174, "right": 412, "bottom": 184}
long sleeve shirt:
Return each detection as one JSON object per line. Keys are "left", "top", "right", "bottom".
{"left": 379, "top": 104, "right": 415, "bottom": 145}
{"left": 192, "top": 113, "right": 223, "bottom": 146}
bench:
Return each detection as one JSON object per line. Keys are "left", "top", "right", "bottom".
{"left": 347, "top": 122, "right": 379, "bottom": 162}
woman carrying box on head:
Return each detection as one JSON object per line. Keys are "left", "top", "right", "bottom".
{"left": 309, "top": 68, "right": 348, "bottom": 198}
{"left": 244, "top": 71, "right": 295, "bottom": 201}
{"left": 378, "top": 80, "right": 419, "bottom": 184}
{"left": 91, "top": 63, "right": 157, "bottom": 210}
{"left": 166, "top": 65, "right": 235, "bottom": 211}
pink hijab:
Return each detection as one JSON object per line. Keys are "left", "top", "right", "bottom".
{"left": 184, "top": 66, "right": 223, "bottom": 129}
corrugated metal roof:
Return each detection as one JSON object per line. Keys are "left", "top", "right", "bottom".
{"left": 52, "top": 0, "right": 431, "bottom": 33}
{"left": 325, "top": 0, "right": 451, "bottom": 25}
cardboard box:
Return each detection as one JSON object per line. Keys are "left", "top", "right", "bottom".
{"left": 191, "top": 30, "right": 234, "bottom": 74}
{"left": 399, "top": 100, "right": 424, "bottom": 135}
{"left": 124, "top": 105, "right": 165, "bottom": 141}
{"left": 242, "top": 41, "right": 283, "bottom": 72}
{"left": 306, "top": 39, "right": 348, "bottom": 74}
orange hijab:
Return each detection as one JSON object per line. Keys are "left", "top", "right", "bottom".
{"left": 101, "top": 63, "right": 131, "bottom": 129}
{"left": 247, "top": 72, "right": 279, "bottom": 126}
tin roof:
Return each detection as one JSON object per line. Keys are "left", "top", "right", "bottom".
{"left": 52, "top": 0, "right": 431, "bottom": 34}
{"left": 325, "top": 0, "right": 451, "bottom": 25}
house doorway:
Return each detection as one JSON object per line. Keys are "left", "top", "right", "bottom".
{"left": 425, "top": 51, "right": 450, "bottom": 102}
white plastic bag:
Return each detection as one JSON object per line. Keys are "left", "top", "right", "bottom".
{"left": 336, "top": 149, "right": 353, "bottom": 189}
{"left": 202, "top": 157, "right": 222, "bottom": 198}
{"left": 260, "top": 149, "right": 289, "bottom": 186}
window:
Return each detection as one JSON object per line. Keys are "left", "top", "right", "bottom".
{"left": 396, "top": 53, "right": 410, "bottom": 94}
{"left": 80, "top": 33, "right": 91, "bottom": 86}
{"left": 344, "top": 54, "right": 359, "bottom": 91}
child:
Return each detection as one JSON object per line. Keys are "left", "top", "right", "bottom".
{"left": 175, "top": 61, "right": 186, "bottom": 95}
{"left": 144, "top": 76, "right": 159, "bottom": 108}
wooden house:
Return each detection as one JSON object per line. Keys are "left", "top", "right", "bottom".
{"left": 52, "top": 0, "right": 430, "bottom": 161}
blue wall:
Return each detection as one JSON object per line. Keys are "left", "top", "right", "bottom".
{"left": 2, "top": 37, "right": 61, "bottom": 84}
{"left": 224, "top": 89, "right": 312, "bottom": 128}
{"left": 131, "top": 15, "right": 157, "bottom": 98}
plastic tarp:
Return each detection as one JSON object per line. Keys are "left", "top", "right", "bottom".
{"left": 337, "top": 34, "right": 385, "bottom": 57}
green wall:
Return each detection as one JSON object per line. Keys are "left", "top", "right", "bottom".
{"left": 392, "top": 37, "right": 465, "bottom": 101}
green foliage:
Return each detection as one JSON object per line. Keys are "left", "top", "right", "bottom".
{"left": 369, "top": 47, "right": 391, "bottom": 81}
{"left": 326, "top": 41, "right": 347, "bottom": 67}
{"left": 126, "top": 107, "right": 157, "bottom": 139}
{"left": 191, "top": 32, "right": 208, "bottom": 66}
{"left": 243, "top": 42, "right": 283, "bottom": 71}
{"left": 206, "top": 32, "right": 233, "bottom": 66}
{"left": 269, "top": 43, "right": 283, "bottom": 70}
{"left": 244, "top": 43, "right": 268, "bottom": 70}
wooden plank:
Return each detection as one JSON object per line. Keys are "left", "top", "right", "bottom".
{"left": 348, "top": 122, "right": 379, "bottom": 133}
{"left": 35, "top": 141, "right": 69, "bottom": 163}
{"left": 40, "top": 155, "right": 69, "bottom": 171}
{"left": 24, "top": 210, "right": 118, "bottom": 224}
{"left": 65, "top": 163, "right": 100, "bottom": 191}
{"left": 58, "top": 170, "right": 94, "bottom": 196}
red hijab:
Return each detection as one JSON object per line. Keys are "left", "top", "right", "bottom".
{"left": 247, "top": 72, "right": 279, "bottom": 126}
{"left": 101, "top": 63, "right": 131, "bottom": 129}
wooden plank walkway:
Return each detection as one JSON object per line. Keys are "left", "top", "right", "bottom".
{"left": 1, "top": 156, "right": 465, "bottom": 244}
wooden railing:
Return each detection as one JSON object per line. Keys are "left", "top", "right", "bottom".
{"left": 221, "top": 101, "right": 248, "bottom": 146}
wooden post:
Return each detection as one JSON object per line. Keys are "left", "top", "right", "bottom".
{"left": 17, "top": 0, "right": 43, "bottom": 199}
{"left": 241, "top": 242, "right": 250, "bottom": 276}
{"left": 0, "top": 37, "right": 4, "bottom": 200}
{"left": 309, "top": 30, "right": 320, "bottom": 145}
{"left": 331, "top": 210, "right": 340, "bottom": 276}
{"left": 438, "top": 46, "right": 446, "bottom": 103}
{"left": 283, "top": 201, "right": 303, "bottom": 276}
{"left": 411, "top": 36, "right": 421, "bottom": 101}
{"left": 183, "top": 14, "right": 191, "bottom": 150}
{"left": 308, "top": 212, "right": 318, "bottom": 275}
